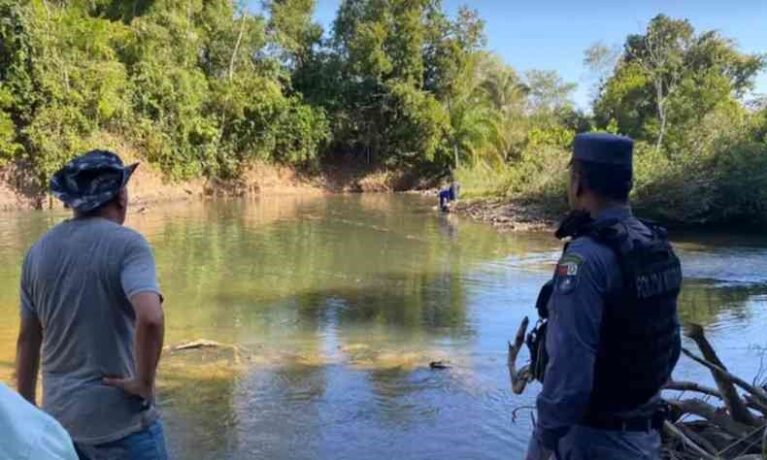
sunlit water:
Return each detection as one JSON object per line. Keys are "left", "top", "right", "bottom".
{"left": 0, "top": 194, "right": 765, "bottom": 459}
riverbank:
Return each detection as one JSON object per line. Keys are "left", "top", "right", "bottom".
{"left": 0, "top": 156, "right": 440, "bottom": 213}
{"left": 452, "top": 198, "right": 558, "bottom": 232}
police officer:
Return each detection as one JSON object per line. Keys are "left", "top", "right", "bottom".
{"left": 526, "top": 133, "right": 682, "bottom": 459}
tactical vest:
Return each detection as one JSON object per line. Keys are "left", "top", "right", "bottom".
{"left": 586, "top": 218, "right": 682, "bottom": 414}
{"left": 528, "top": 214, "right": 682, "bottom": 414}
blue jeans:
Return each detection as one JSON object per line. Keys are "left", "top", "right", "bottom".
{"left": 555, "top": 425, "right": 660, "bottom": 459}
{"left": 75, "top": 421, "right": 168, "bottom": 460}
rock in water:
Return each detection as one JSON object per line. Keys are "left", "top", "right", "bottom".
{"left": 429, "top": 361, "right": 450, "bottom": 370}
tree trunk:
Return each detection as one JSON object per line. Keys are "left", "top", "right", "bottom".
{"left": 654, "top": 79, "right": 666, "bottom": 153}
{"left": 229, "top": 12, "right": 246, "bottom": 82}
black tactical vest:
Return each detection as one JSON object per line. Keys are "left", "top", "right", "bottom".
{"left": 585, "top": 217, "right": 682, "bottom": 414}
{"left": 528, "top": 212, "right": 682, "bottom": 413}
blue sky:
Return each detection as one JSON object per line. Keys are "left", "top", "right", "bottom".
{"left": 251, "top": 0, "right": 767, "bottom": 109}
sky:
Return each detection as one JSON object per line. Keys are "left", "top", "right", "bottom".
{"left": 251, "top": 0, "right": 767, "bottom": 109}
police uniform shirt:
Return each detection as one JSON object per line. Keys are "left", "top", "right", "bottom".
{"left": 532, "top": 206, "right": 660, "bottom": 451}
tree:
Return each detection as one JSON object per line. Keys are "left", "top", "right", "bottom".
{"left": 264, "top": 0, "right": 323, "bottom": 68}
{"left": 594, "top": 15, "right": 765, "bottom": 154}
{"left": 584, "top": 41, "right": 620, "bottom": 103}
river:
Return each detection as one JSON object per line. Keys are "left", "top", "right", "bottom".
{"left": 0, "top": 194, "right": 765, "bottom": 459}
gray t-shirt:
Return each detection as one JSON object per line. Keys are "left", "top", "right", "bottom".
{"left": 21, "top": 218, "right": 161, "bottom": 445}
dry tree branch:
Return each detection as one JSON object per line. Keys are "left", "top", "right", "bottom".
{"left": 682, "top": 347, "right": 767, "bottom": 407}
{"left": 685, "top": 323, "right": 759, "bottom": 426}
{"left": 666, "top": 398, "right": 752, "bottom": 437}
{"left": 717, "top": 423, "right": 767, "bottom": 458}
{"left": 665, "top": 380, "right": 722, "bottom": 399}
{"left": 675, "top": 422, "right": 719, "bottom": 457}
{"left": 663, "top": 421, "right": 717, "bottom": 460}
{"left": 508, "top": 316, "right": 533, "bottom": 394}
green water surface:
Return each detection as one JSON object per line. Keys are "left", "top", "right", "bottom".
{"left": 0, "top": 194, "right": 765, "bottom": 459}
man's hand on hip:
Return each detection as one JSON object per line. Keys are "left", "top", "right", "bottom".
{"left": 103, "top": 376, "right": 154, "bottom": 401}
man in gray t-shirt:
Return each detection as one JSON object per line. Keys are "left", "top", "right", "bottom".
{"left": 15, "top": 150, "right": 166, "bottom": 460}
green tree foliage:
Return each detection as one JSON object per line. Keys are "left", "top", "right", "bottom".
{"left": 2, "top": 2, "right": 765, "bottom": 226}
{"left": 592, "top": 14, "right": 767, "bottom": 224}
{"left": 593, "top": 15, "right": 764, "bottom": 154}
{"left": 0, "top": 0, "right": 328, "bottom": 189}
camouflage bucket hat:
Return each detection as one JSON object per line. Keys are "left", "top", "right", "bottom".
{"left": 50, "top": 150, "right": 139, "bottom": 212}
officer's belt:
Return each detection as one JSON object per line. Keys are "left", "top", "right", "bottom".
{"left": 582, "top": 411, "right": 665, "bottom": 432}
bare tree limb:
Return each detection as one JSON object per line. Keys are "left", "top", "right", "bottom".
{"left": 666, "top": 398, "right": 752, "bottom": 437}
{"left": 718, "top": 424, "right": 767, "bottom": 458}
{"left": 676, "top": 422, "right": 720, "bottom": 457}
{"left": 685, "top": 323, "right": 760, "bottom": 426}
{"left": 744, "top": 394, "right": 767, "bottom": 417}
{"left": 682, "top": 347, "right": 767, "bottom": 407}
{"left": 228, "top": 10, "right": 247, "bottom": 82}
{"left": 663, "top": 421, "right": 717, "bottom": 460}
{"left": 665, "top": 380, "right": 722, "bottom": 399}
{"left": 508, "top": 316, "right": 532, "bottom": 394}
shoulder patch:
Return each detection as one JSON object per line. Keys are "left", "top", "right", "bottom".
{"left": 555, "top": 253, "right": 584, "bottom": 294}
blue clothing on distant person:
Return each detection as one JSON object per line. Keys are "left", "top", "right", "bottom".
{"left": 438, "top": 183, "right": 459, "bottom": 210}
{"left": 527, "top": 206, "right": 663, "bottom": 460}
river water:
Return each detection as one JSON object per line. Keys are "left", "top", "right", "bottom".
{"left": 0, "top": 194, "right": 765, "bottom": 459}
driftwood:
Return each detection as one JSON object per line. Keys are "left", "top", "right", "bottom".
{"left": 166, "top": 339, "right": 244, "bottom": 364}
{"left": 666, "top": 398, "right": 752, "bottom": 437}
{"left": 507, "top": 316, "right": 533, "bottom": 394}
{"left": 681, "top": 347, "right": 767, "bottom": 406}
{"left": 744, "top": 394, "right": 767, "bottom": 417}
{"left": 685, "top": 324, "right": 759, "bottom": 426}
{"left": 507, "top": 319, "right": 767, "bottom": 459}
{"left": 675, "top": 422, "right": 720, "bottom": 457}
{"left": 665, "top": 380, "right": 721, "bottom": 398}
{"left": 663, "top": 421, "right": 718, "bottom": 460}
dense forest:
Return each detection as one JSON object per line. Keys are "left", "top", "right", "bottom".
{"left": 0, "top": 1, "right": 766, "bottom": 224}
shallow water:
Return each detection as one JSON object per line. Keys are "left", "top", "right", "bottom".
{"left": 0, "top": 195, "right": 765, "bottom": 459}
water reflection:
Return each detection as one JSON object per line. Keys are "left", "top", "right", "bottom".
{"left": 0, "top": 196, "right": 766, "bottom": 459}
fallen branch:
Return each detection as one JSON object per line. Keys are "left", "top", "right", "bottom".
{"left": 685, "top": 324, "right": 759, "bottom": 426}
{"left": 675, "top": 423, "right": 719, "bottom": 457}
{"left": 665, "top": 380, "right": 722, "bottom": 399}
{"left": 718, "top": 424, "right": 767, "bottom": 458}
{"left": 666, "top": 398, "right": 752, "bottom": 437}
{"left": 744, "top": 394, "right": 767, "bottom": 417}
{"left": 682, "top": 347, "right": 767, "bottom": 406}
{"left": 508, "top": 317, "right": 533, "bottom": 394}
{"left": 663, "top": 420, "right": 717, "bottom": 460}
{"left": 166, "top": 339, "right": 243, "bottom": 364}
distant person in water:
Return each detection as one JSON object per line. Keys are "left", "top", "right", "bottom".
{"left": 438, "top": 182, "right": 459, "bottom": 212}
{"left": 15, "top": 150, "right": 167, "bottom": 460}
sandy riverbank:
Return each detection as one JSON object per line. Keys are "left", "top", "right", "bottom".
{"left": 0, "top": 156, "right": 439, "bottom": 213}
